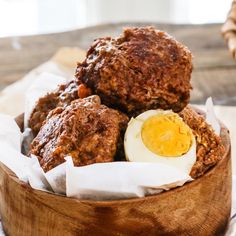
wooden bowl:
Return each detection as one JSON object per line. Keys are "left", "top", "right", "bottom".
{"left": 0, "top": 114, "right": 232, "bottom": 236}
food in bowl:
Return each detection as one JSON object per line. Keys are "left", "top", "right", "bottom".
{"left": 28, "top": 26, "right": 224, "bottom": 182}
{"left": 0, "top": 25, "right": 231, "bottom": 236}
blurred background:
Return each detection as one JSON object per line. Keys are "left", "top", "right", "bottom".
{"left": 0, "top": 0, "right": 232, "bottom": 38}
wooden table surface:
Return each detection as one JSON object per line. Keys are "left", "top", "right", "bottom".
{"left": 0, "top": 22, "right": 235, "bottom": 105}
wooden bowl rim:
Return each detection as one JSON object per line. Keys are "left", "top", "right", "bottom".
{"left": 0, "top": 109, "right": 231, "bottom": 206}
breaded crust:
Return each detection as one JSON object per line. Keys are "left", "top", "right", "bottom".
{"left": 30, "top": 95, "right": 129, "bottom": 172}
{"left": 76, "top": 26, "right": 192, "bottom": 116}
{"left": 29, "top": 79, "right": 80, "bottom": 135}
{"left": 179, "top": 106, "right": 225, "bottom": 178}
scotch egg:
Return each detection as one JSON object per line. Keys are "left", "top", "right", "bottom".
{"left": 124, "top": 110, "right": 196, "bottom": 175}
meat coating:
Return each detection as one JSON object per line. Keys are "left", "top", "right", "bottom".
{"left": 29, "top": 78, "right": 91, "bottom": 135}
{"left": 30, "top": 95, "right": 129, "bottom": 172}
{"left": 179, "top": 106, "right": 225, "bottom": 178}
{"left": 76, "top": 26, "right": 192, "bottom": 116}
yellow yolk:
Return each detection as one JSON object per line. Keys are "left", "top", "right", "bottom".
{"left": 141, "top": 113, "right": 192, "bottom": 157}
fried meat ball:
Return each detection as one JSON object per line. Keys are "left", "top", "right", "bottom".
{"left": 76, "top": 26, "right": 192, "bottom": 116}
{"left": 179, "top": 106, "right": 225, "bottom": 178}
{"left": 29, "top": 78, "right": 91, "bottom": 135}
{"left": 30, "top": 95, "right": 129, "bottom": 172}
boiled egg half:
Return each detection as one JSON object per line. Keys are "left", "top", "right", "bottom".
{"left": 124, "top": 110, "right": 196, "bottom": 175}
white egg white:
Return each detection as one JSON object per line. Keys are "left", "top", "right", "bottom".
{"left": 124, "top": 110, "right": 196, "bottom": 175}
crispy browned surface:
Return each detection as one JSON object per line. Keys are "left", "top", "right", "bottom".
{"left": 29, "top": 79, "right": 81, "bottom": 135}
{"left": 76, "top": 26, "right": 192, "bottom": 116}
{"left": 179, "top": 106, "right": 225, "bottom": 178}
{"left": 30, "top": 95, "right": 129, "bottom": 172}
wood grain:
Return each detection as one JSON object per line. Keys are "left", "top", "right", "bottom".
{"left": 0, "top": 114, "right": 232, "bottom": 236}
{"left": 0, "top": 23, "right": 236, "bottom": 105}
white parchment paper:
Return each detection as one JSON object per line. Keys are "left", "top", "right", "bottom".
{"left": 65, "top": 157, "right": 192, "bottom": 200}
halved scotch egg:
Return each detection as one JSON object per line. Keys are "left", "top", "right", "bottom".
{"left": 124, "top": 110, "right": 196, "bottom": 175}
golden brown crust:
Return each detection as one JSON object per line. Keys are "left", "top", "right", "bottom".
{"left": 179, "top": 106, "right": 225, "bottom": 178}
{"left": 76, "top": 26, "right": 192, "bottom": 116}
{"left": 30, "top": 95, "right": 129, "bottom": 172}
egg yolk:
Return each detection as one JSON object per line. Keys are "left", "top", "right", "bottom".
{"left": 141, "top": 113, "right": 192, "bottom": 157}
